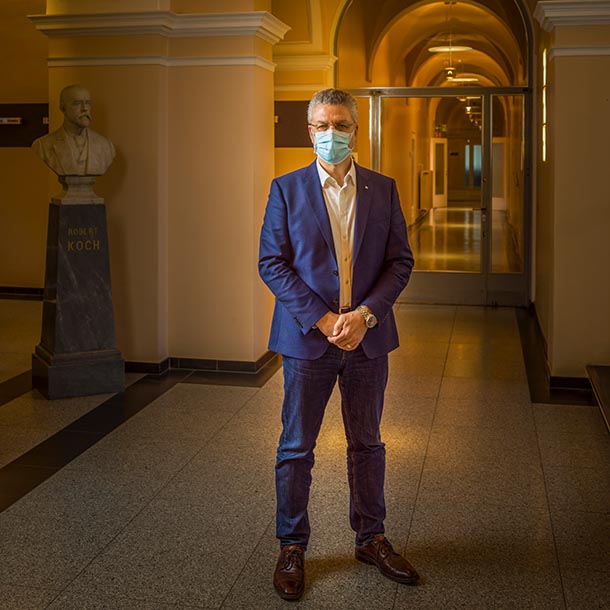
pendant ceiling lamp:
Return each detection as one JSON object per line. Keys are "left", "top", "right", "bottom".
{"left": 428, "top": 1, "right": 472, "bottom": 82}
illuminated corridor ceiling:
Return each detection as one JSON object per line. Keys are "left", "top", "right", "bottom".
{"left": 338, "top": 0, "right": 528, "bottom": 87}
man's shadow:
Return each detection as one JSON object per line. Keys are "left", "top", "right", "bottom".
{"left": 305, "top": 553, "right": 366, "bottom": 587}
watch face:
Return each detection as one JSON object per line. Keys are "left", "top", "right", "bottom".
{"left": 366, "top": 314, "right": 377, "bottom": 328}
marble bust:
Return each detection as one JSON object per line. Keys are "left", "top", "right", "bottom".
{"left": 32, "top": 84, "right": 115, "bottom": 176}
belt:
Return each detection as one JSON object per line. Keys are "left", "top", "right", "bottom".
{"left": 339, "top": 306, "right": 351, "bottom": 314}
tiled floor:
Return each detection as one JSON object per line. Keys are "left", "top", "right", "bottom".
{"left": 0, "top": 301, "right": 609, "bottom": 609}
{"left": 410, "top": 207, "right": 522, "bottom": 273}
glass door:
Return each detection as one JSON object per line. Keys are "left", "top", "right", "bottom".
{"left": 352, "top": 88, "right": 529, "bottom": 306}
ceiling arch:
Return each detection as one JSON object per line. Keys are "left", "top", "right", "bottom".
{"left": 336, "top": 0, "right": 529, "bottom": 88}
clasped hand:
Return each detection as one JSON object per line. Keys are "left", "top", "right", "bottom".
{"left": 315, "top": 311, "right": 367, "bottom": 351}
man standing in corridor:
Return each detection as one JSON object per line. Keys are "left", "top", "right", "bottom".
{"left": 259, "top": 88, "right": 418, "bottom": 601}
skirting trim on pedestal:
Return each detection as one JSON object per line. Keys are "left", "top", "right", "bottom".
{"left": 125, "top": 349, "right": 278, "bottom": 376}
{"left": 0, "top": 287, "right": 43, "bottom": 301}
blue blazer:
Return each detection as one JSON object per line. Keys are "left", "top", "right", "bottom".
{"left": 259, "top": 160, "right": 414, "bottom": 360}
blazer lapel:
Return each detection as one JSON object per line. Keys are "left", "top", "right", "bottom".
{"left": 303, "top": 161, "right": 337, "bottom": 262}
{"left": 353, "top": 163, "right": 372, "bottom": 265}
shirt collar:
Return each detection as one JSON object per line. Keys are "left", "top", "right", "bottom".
{"left": 316, "top": 158, "right": 356, "bottom": 188}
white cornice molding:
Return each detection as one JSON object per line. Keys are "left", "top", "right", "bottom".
{"left": 274, "top": 54, "right": 337, "bottom": 72}
{"left": 534, "top": 1, "right": 610, "bottom": 32}
{"left": 29, "top": 11, "right": 290, "bottom": 44}
{"left": 548, "top": 45, "right": 610, "bottom": 60}
{"left": 47, "top": 55, "right": 277, "bottom": 71}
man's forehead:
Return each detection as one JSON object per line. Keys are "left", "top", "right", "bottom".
{"left": 312, "top": 103, "right": 351, "bottom": 117}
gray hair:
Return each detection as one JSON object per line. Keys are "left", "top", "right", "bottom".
{"left": 307, "top": 88, "right": 358, "bottom": 124}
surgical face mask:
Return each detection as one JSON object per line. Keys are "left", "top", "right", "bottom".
{"left": 313, "top": 129, "right": 353, "bottom": 165}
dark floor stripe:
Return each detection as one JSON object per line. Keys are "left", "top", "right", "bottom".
{"left": 516, "top": 306, "right": 595, "bottom": 405}
{"left": 0, "top": 371, "right": 32, "bottom": 408}
{"left": 0, "top": 370, "right": 191, "bottom": 513}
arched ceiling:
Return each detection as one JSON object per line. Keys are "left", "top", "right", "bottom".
{"left": 339, "top": 0, "right": 528, "bottom": 87}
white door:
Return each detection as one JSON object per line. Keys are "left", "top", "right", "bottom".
{"left": 431, "top": 138, "right": 448, "bottom": 207}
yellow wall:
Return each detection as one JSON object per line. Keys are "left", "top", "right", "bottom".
{"left": 0, "top": 0, "right": 49, "bottom": 289}
{"left": 550, "top": 53, "right": 610, "bottom": 375}
{"left": 15, "top": 1, "right": 285, "bottom": 367}
{"left": 168, "top": 64, "right": 275, "bottom": 361}
{"left": 534, "top": 22, "right": 610, "bottom": 377}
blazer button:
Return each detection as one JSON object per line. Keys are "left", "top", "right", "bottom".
{"left": 332, "top": 270, "right": 339, "bottom": 276}
{"left": 332, "top": 299, "right": 339, "bottom": 305}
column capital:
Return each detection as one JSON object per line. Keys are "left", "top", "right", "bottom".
{"left": 534, "top": 1, "right": 610, "bottom": 32}
{"left": 30, "top": 10, "right": 290, "bottom": 44}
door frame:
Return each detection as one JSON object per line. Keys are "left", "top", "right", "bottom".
{"left": 349, "top": 86, "right": 532, "bottom": 306}
{"left": 430, "top": 137, "right": 448, "bottom": 208}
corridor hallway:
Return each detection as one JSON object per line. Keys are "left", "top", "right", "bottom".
{"left": 0, "top": 301, "right": 609, "bottom": 609}
{"left": 409, "top": 207, "right": 523, "bottom": 273}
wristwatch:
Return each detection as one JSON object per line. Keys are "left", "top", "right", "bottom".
{"left": 356, "top": 305, "right": 378, "bottom": 328}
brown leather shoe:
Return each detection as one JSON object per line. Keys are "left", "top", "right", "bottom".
{"left": 273, "top": 544, "right": 305, "bottom": 600}
{"left": 355, "top": 534, "right": 419, "bottom": 585}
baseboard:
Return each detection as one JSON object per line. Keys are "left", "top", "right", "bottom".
{"left": 0, "top": 287, "right": 43, "bottom": 301}
{"left": 516, "top": 303, "right": 595, "bottom": 405}
{"left": 124, "top": 359, "right": 171, "bottom": 375}
{"left": 125, "top": 350, "right": 278, "bottom": 376}
{"left": 549, "top": 376, "right": 593, "bottom": 391}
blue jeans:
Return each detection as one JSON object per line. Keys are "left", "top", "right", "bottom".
{"left": 276, "top": 344, "right": 388, "bottom": 548}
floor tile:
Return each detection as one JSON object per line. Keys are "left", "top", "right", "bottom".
{"left": 0, "top": 583, "right": 59, "bottom": 610}
{"left": 443, "top": 356, "right": 526, "bottom": 381}
{"left": 47, "top": 584, "right": 209, "bottom": 610}
{"left": 0, "top": 465, "right": 175, "bottom": 589}
{"left": 439, "top": 376, "right": 531, "bottom": 404}
{"left": 417, "top": 459, "right": 548, "bottom": 510}
{"left": 432, "top": 395, "right": 535, "bottom": 432}
{"left": 108, "top": 383, "right": 258, "bottom": 441}
{"left": 0, "top": 424, "right": 51, "bottom": 468}
{"left": 447, "top": 339, "right": 522, "bottom": 357}
{"left": 0, "top": 361, "right": 32, "bottom": 386}
{"left": 389, "top": 354, "right": 448, "bottom": 377}
{"left": 537, "top": 431, "right": 610, "bottom": 469}
{"left": 382, "top": 394, "right": 438, "bottom": 428}
{"left": 543, "top": 464, "right": 610, "bottom": 514}
{"left": 534, "top": 403, "right": 609, "bottom": 437}
{"left": 551, "top": 510, "right": 610, "bottom": 574}
{"left": 0, "top": 391, "right": 113, "bottom": 432}
{"left": 390, "top": 340, "right": 449, "bottom": 359}
{"left": 74, "top": 496, "right": 273, "bottom": 609}
{"left": 425, "top": 424, "right": 540, "bottom": 467}
{"left": 407, "top": 500, "right": 558, "bottom": 578}
{"left": 385, "top": 374, "right": 443, "bottom": 399}
{"left": 562, "top": 569, "right": 610, "bottom": 610}
{"left": 393, "top": 566, "right": 565, "bottom": 610}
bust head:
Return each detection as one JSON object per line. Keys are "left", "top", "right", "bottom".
{"left": 60, "top": 85, "right": 91, "bottom": 133}
{"left": 32, "top": 83, "right": 115, "bottom": 177}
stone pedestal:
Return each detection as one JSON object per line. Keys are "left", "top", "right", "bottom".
{"left": 33, "top": 176, "right": 124, "bottom": 399}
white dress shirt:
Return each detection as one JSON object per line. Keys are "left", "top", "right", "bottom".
{"left": 316, "top": 159, "right": 357, "bottom": 310}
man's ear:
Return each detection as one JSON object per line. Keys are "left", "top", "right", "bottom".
{"left": 350, "top": 126, "right": 358, "bottom": 147}
{"left": 308, "top": 125, "right": 316, "bottom": 146}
